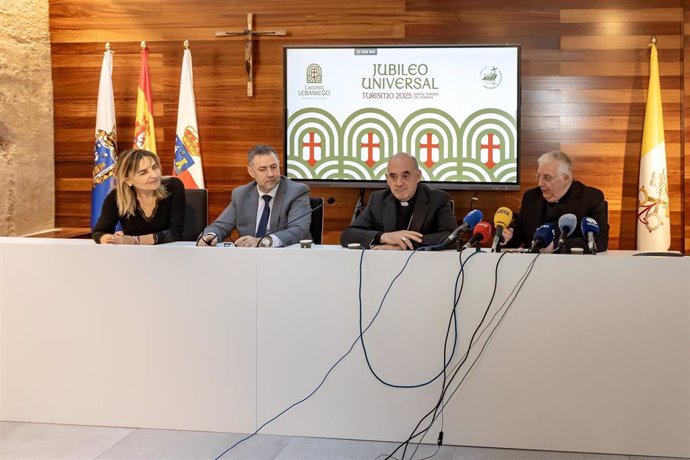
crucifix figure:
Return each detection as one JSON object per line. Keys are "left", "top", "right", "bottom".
{"left": 215, "top": 13, "right": 287, "bottom": 97}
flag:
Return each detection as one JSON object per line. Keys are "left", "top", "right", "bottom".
{"left": 173, "top": 46, "right": 205, "bottom": 188}
{"left": 637, "top": 40, "right": 670, "bottom": 251}
{"left": 91, "top": 48, "right": 118, "bottom": 229}
{"left": 133, "top": 44, "right": 156, "bottom": 153}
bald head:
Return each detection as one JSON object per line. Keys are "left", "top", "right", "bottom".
{"left": 386, "top": 153, "right": 421, "bottom": 202}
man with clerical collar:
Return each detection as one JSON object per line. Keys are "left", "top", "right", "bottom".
{"left": 340, "top": 152, "right": 457, "bottom": 250}
{"left": 197, "top": 144, "right": 311, "bottom": 248}
{"left": 503, "top": 150, "right": 609, "bottom": 251}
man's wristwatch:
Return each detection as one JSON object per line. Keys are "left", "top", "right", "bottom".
{"left": 199, "top": 233, "right": 217, "bottom": 246}
{"left": 260, "top": 236, "right": 273, "bottom": 247}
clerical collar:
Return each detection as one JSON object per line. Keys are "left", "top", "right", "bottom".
{"left": 397, "top": 191, "right": 418, "bottom": 207}
{"left": 552, "top": 182, "right": 574, "bottom": 204}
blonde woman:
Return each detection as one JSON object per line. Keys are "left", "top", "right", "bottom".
{"left": 93, "top": 149, "right": 185, "bottom": 245}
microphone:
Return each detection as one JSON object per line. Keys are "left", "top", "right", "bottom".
{"left": 491, "top": 207, "right": 513, "bottom": 252}
{"left": 556, "top": 213, "right": 577, "bottom": 251}
{"left": 256, "top": 197, "right": 335, "bottom": 247}
{"left": 580, "top": 217, "right": 600, "bottom": 255}
{"left": 528, "top": 223, "right": 555, "bottom": 253}
{"left": 462, "top": 221, "right": 492, "bottom": 249}
{"left": 445, "top": 209, "right": 483, "bottom": 243}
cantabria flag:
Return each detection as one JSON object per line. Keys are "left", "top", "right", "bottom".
{"left": 91, "top": 47, "right": 118, "bottom": 229}
{"left": 173, "top": 46, "right": 204, "bottom": 188}
{"left": 133, "top": 43, "right": 157, "bottom": 153}
{"left": 637, "top": 41, "right": 670, "bottom": 251}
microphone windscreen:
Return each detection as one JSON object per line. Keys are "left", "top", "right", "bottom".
{"left": 580, "top": 217, "right": 600, "bottom": 235}
{"left": 462, "top": 209, "right": 483, "bottom": 230}
{"left": 558, "top": 213, "right": 577, "bottom": 237}
{"left": 493, "top": 207, "right": 513, "bottom": 229}
{"left": 534, "top": 223, "right": 556, "bottom": 246}
{"left": 473, "top": 221, "right": 493, "bottom": 243}
{"left": 326, "top": 197, "right": 336, "bottom": 204}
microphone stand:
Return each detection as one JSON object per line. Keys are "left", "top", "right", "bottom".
{"left": 455, "top": 233, "right": 465, "bottom": 252}
{"left": 257, "top": 198, "right": 334, "bottom": 247}
{"left": 492, "top": 234, "right": 502, "bottom": 253}
{"left": 351, "top": 188, "right": 366, "bottom": 223}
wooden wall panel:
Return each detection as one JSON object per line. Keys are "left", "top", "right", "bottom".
{"left": 49, "top": 0, "right": 688, "bottom": 251}
{"left": 680, "top": 0, "right": 690, "bottom": 254}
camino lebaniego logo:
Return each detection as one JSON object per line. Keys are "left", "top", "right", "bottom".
{"left": 306, "top": 63, "right": 323, "bottom": 84}
{"left": 480, "top": 66, "right": 502, "bottom": 89}
{"left": 299, "top": 64, "right": 330, "bottom": 97}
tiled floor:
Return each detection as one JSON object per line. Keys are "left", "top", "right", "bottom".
{"left": 0, "top": 421, "right": 684, "bottom": 460}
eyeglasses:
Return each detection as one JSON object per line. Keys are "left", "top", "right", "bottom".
{"left": 534, "top": 173, "right": 564, "bottom": 183}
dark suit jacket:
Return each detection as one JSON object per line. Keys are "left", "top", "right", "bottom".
{"left": 506, "top": 180, "right": 609, "bottom": 251}
{"left": 203, "top": 176, "right": 311, "bottom": 246}
{"left": 340, "top": 183, "right": 457, "bottom": 248}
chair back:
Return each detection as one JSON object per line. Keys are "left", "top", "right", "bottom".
{"left": 309, "top": 197, "right": 324, "bottom": 245}
{"left": 183, "top": 188, "right": 209, "bottom": 241}
{"left": 603, "top": 200, "right": 609, "bottom": 225}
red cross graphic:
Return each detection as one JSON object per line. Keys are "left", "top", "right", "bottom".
{"left": 361, "top": 132, "right": 380, "bottom": 167}
{"left": 480, "top": 133, "right": 501, "bottom": 169}
{"left": 302, "top": 132, "right": 321, "bottom": 166}
{"left": 419, "top": 132, "right": 439, "bottom": 168}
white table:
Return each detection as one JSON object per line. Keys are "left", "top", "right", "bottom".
{"left": 1, "top": 238, "right": 688, "bottom": 457}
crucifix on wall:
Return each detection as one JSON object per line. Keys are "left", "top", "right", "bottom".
{"left": 214, "top": 13, "right": 287, "bottom": 97}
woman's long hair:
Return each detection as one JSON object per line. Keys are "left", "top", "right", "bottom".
{"left": 114, "top": 149, "right": 169, "bottom": 217}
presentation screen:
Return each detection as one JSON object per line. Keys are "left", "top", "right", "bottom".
{"left": 284, "top": 45, "right": 520, "bottom": 190}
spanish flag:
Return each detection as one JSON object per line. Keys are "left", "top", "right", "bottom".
{"left": 637, "top": 39, "right": 670, "bottom": 251}
{"left": 133, "top": 43, "right": 157, "bottom": 153}
{"left": 173, "top": 44, "right": 205, "bottom": 188}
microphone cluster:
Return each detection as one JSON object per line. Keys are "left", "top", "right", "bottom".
{"left": 445, "top": 207, "right": 601, "bottom": 255}
{"left": 535, "top": 215, "right": 601, "bottom": 254}
{"left": 443, "top": 209, "right": 495, "bottom": 251}
{"left": 444, "top": 208, "right": 507, "bottom": 251}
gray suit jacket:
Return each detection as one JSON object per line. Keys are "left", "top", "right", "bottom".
{"left": 203, "top": 176, "right": 312, "bottom": 246}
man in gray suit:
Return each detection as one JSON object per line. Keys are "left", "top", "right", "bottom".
{"left": 196, "top": 145, "right": 312, "bottom": 247}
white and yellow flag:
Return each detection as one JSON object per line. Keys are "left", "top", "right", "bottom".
{"left": 637, "top": 40, "right": 670, "bottom": 251}
{"left": 173, "top": 45, "right": 204, "bottom": 188}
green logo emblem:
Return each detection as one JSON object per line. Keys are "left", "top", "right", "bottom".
{"left": 480, "top": 66, "right": 502, "bottom": 89}
{"left": 306, "top": 64, "right": 323, "bottom": 84}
